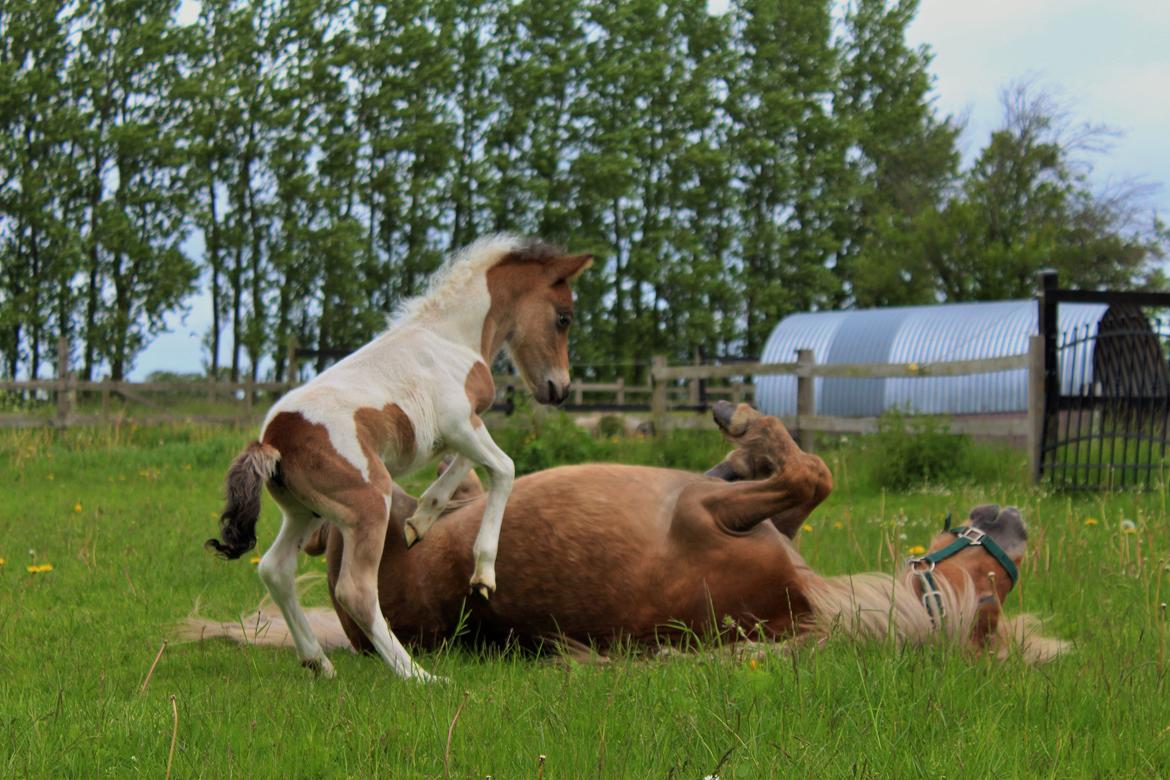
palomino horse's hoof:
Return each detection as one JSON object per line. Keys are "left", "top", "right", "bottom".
{"left": 403, "top": 521, "right": 421, "bottom": 548}
{"left": 470, "top": 583, "right": 493, "bottom": 601}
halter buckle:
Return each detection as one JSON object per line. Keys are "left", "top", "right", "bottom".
{"left": 956, "top": 526, "right": 987, "bottom": 545}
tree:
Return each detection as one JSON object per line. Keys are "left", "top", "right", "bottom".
{"left": 727, "top": 0, "right": 846, "bottom": 355}
{"left": 834, "top": 0, "right": 960, "bottom": 304}
{"left": 853, "top": 82, "right": 1168, "bottom": 305}
{"left": 70, "top": 0, "right": 198, "bottom": 381}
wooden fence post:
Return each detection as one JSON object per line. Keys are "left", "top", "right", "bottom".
{"left": 795, "top": 348, "right": 815, "bottom": 453}
{"left": 615, "top": 376, "right": 625, "bottom": 406}
{"left": 55, "top": 337, "right": 72, "bottom": 428}
{"left": 244, "top": 374, "right": 255, "bottom": 418}
{"left": 651, "top": 355, "right": 667, "bottom": 434}
{"left": 1027, "top": 334, "right": 1045, "bottom": 483}
{"left": 285, "top": 336, "right": 299, "bottom": 389}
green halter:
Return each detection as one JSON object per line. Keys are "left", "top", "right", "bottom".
{"left": 907, "top": 516, "right": 1020, "bottom": 627}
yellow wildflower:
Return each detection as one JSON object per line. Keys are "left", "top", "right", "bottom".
{"left": 0, "top": 557, "right": 6, "bottom": 567}
{"left": 1120, "top": 519, "right": 1137, "bottom": 535}
{"left": 249, "top": 555, "right": 261, "bottom": 565}
{"left": 833, "top": 521, "right": 844, "bottom": 530}
{"left": 907, "top": 362, "right": 920, "bottom": 374}
{"left": 748, "top": 658, "right": 758, "bottom": 670}
{"left": 47, "top": 473, "right": 54, "bottom": 481}
{"left": 73, "top": 502, "right": 82, "bottom": 514}
{"left": 908, "top": 545, "right": 927, "bottom": 556}
{"left": 26, "top": 563, "right": 53, "bottom": 573}
{"left": 802, "top": 524, "right": 813, "bottom": 533}
{"left": 1084, "top": 518, "right": 1098, "bottom": 527}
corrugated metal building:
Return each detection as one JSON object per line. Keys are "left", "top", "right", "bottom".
{"left": 755, "top": 300, "right": 1107, "bottom": 417}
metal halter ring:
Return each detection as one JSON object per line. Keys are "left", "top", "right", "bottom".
{"left": 907, "top": 557, "right": 936, "bottom": 574}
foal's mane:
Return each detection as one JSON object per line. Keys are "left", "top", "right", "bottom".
{"left": 801, "top": 568, "right": 1068, "bottom": 664}
{"left": 391, "top": 234, "right": 565, "bottom": 325}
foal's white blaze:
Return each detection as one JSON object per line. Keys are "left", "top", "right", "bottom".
{"left": 221, "top": 234, "right": 589, "bottom": 681}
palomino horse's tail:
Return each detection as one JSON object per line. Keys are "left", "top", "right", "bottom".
{"left": 175, "top": 576, "right": 351, "bottom": 653}
{"left": 205, "top": 441, "right": 280, "bottom": 559}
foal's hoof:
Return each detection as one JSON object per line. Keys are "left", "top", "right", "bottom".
{"left": 403, "top": 522, "right": 420, "bottom": 548}
{"left": 470, "top": 583, "right": 494, "bottom": 601}
{"left": 302, "top": 656, "right": 336, "bottom": 679}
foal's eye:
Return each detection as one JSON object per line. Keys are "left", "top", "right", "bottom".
{"left": 557, "top": 312, "right": 572, "bottom": 330}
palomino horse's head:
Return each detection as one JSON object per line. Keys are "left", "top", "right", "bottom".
{"left": 911, "top": 505, "right": 1028, "bottom": 646}
{"left": 485, "top": 244, "right": 593, "bottom": 405}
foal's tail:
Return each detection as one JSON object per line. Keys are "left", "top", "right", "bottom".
{"left": 205, "top": 441, "right": 281, "bottom": 559}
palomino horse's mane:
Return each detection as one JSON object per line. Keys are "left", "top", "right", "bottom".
{"left": 801, "top": 569, "right": 1069, "bottom": 664}
{"left": 391, "top": 233, "right": 566, "bottom": 325}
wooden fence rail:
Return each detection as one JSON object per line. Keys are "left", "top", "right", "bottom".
{"left": 1, "top": 336, "right": 1046, "bottom": 479}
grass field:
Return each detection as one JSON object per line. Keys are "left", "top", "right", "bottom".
{"left": 2, "top": 416, "right": 1170, "bottom": 777}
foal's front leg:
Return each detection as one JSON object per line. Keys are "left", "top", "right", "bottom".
{"left": 445, "top": 424, "right": 515, "bottom": 599}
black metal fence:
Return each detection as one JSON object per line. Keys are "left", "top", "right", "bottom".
{"left": 1039, "top": 271, "right": 1170, "bottom": 489}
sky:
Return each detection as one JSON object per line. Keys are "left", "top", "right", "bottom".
{"left": 130, "top": 0, "right": 1170, "bottom": 379}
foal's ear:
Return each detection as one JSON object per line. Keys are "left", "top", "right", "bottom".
{"left": 549, "top": 253, "right": 593, "bottom": 285}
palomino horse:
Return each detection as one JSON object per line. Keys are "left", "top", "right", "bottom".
{"left": 191, "top": 403, "right": 1065, "bottom": 664}
{"left": 204, "top": 235, "right": 592, "bottom": 680}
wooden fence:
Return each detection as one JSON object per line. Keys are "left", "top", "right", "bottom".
{"left": 1, "top": 336, "right": 1046, "bottom": 478}
{"left": 649, "top": 336, "right": 1046, "bottom": 479}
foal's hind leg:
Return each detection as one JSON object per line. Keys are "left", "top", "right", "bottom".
{"left": 333, "top": 486, "right": 439, "bottom": 682}
{"left": 257, "top": 503, "right": 333, "bottom": 677}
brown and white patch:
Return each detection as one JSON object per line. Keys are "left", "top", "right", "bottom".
{"left": 464, "top": 362, "right": 495, "bottom": 427}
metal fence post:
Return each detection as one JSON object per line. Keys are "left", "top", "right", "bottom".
{"left": 1027, "top": 334, "right": 1045, "bottom": 483}
{"left": 795, "top": 348, "right": 815, "bottom": 452}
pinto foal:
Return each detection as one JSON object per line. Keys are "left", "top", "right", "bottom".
{"left": 206, "top": 235, "right": 591, "bottom": 680}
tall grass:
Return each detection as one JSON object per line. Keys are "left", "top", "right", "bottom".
{"left": 1, "top": 417, "right": 1168, "bottom": 776}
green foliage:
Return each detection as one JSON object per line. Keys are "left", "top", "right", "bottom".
{"left": 859, "top": 408, "right": 974, "bottom": 490}
{"left": 595, "top": 414, "right": 627, "bottom": 439}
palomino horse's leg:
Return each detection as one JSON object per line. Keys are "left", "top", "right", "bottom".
{"left": 403, "top": 455, "right": 475, "bottom": 547}
{"left": 446, "top": 425, "right": 514, "bottom": 599}
{"left": 257, "top": 507, "right": 332, "bottom": 676}
{"left": 333, "top": 488, "right": 438, "bottom": 682}
{"left": 702, "top": 402, "right": 832, "bottom": 536}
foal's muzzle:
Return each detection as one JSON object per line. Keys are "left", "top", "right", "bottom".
{"left": 536, "top": 379, "right": 571, "bottom": 406}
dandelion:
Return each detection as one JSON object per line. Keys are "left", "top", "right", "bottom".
{"left": 833, "top": 521, "right": 844, "bottom": 530}
{"left": 73, "top": 501, "right": 82, "bottom": 514}
{"left": 610, "top": 435, "right": 620, "bottom": 444}
{"left": 802, "top": 524, "right": 813, "bottom": 533}
{"left": 0, "top": 557, "right": 6, "bottom": 567}
{"left": 47, "top": 473, "right": 54, "bottom": 481}
{"left": 1083, "top": 518, "right": 1098, "bottom": 527}
{"left": 249, "top": 555, "right": 261, "bottom": 565}
{"left": 1120, "top": 519, "right": 1137, "bottom": 535}
{"left": 748, "top": 658, "right": 758, "bottom": 670}
{"left": 26, "top": 563, "right": 54, "bottom": 574}
{"left": 908, "top": 545, "right": 927, "bottom": 556}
